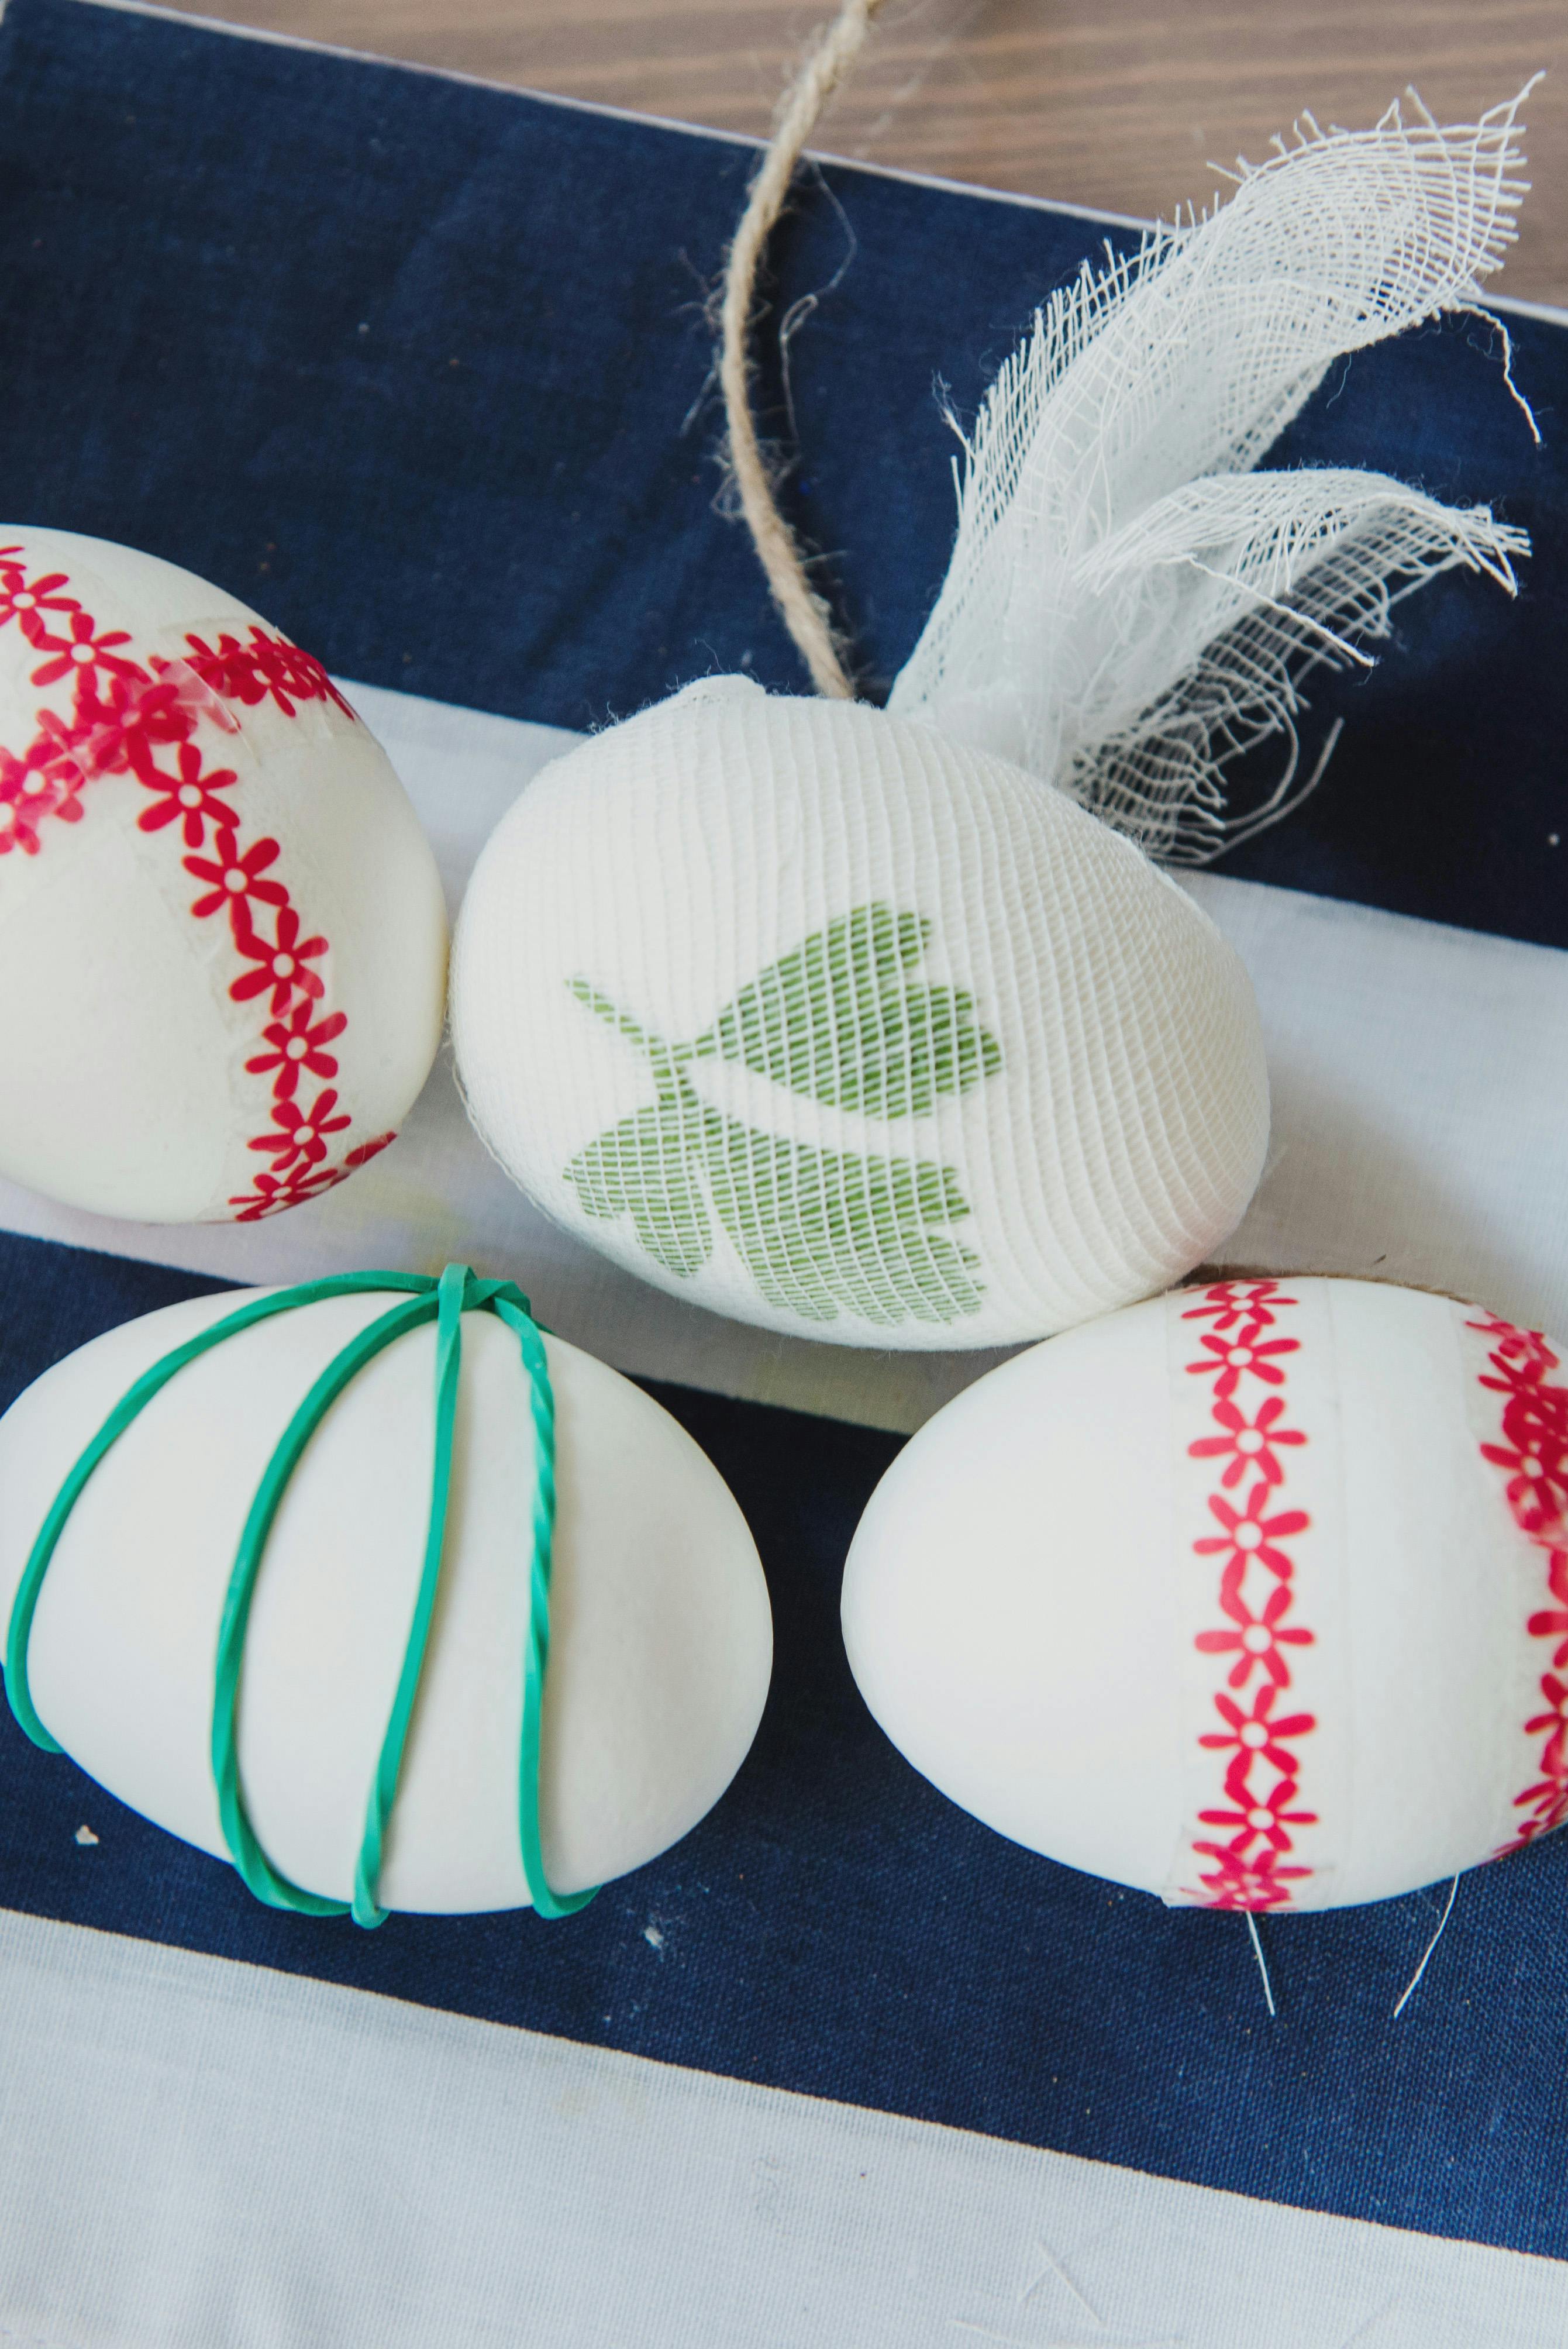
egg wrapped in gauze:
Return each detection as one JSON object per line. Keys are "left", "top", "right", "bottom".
{"left": 0, "top": 1270, "right": 772, "bottom": 1917}
{"left": 456, "top": 677, "right": 1267, "bottom": 1347}
{"left": 452, "top": 96, "right": 1531, "bottom": 1349}
{"left": 842, "top": 1277, "right": 1568, "bottom": 1912}
{"left": 0, "top": 528, "right": 447, "bottom": 1222}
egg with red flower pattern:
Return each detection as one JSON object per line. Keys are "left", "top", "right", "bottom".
{"left": 842, "top": 1276, "right": 1568, "bottom": 1911}
{"left": 0, "top": 527, "right": 446, "bottom": 1222}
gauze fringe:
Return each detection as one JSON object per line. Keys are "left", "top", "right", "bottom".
{"left": 888, "top": 88, "right": 1536, "bottom": 862}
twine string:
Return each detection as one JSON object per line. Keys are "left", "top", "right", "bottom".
{"left": 718, "top": 0, "right": 888, "bottom": 700}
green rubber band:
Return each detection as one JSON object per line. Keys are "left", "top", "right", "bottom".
{"left": 494, "top": 1295, "right": 595, "bottom": 1920}
{"left": 349, "top": 1263, "right": 466, "bottom": 1928}
{"left": 211, "top": 1289, "right": 436, "bottom": 1919}
{"left": 4, "top": 1265, "right": 595, "bottom": 1928}
{"left": 4, "top": 1272, "right": 423, "bottom": 1754}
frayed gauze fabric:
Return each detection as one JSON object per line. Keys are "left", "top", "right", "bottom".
{"left": 452, "top": 97, "right": 1533, "bottom": 1349}
{"left": 453, "top": 678, "right": 1267, "bottom": 1349}
{"left": 890, "top": 95, "right": 1532, "bottom": 859}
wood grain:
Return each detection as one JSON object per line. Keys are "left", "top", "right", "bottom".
{"left": 156, "top": 0, "right": 1567, "bottom": 304}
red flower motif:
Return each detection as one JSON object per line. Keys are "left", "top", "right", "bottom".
{"left": 1197, "top": 1773, "right": 1318, "bottom": 1853}
{"left": 1469, "top": 1311, "right": 1568, "bottom": 1858}
{"left": 0, "top": 786, "right": 47, "bottom": 855}
{"left": 71, "top": 671, "right": 197, "bottom": 782}
{"left": 1526, "top": 1551, "right": 1568, "bottom": 1668}
{"left": 184, "top": 829, "right": 290, "bottom": 932}
{"left": 27, "top": 608, "right": 143, "bottom": 688}
{"left": 1188, "top": 1394, "right": 1305, "bottom": 1490}
{"left": 1186, "top": 1329, "right": 1300, "bottom": 1401}
{"left": 0, "top": 545, "right": 378, "bottom": 1231}
{"left": 254, "top": 634, "right": 356, "bottom": 720}
{"left": 184, "top": 625, "right": 356, "bottom": 721}
{"left": 1199, "top": 1684, "right": 1316, "bottom": 1778}
{"left": 19, "top": 707, "right": 91, "bottom": 789}
{"left": 1510, "top": 1757, "right": 1568, "bottom": 1840}
{"left": 1498, "top": 1381, "right": 1568, "bottom": 1449}
{"left": 0, "top": 731, "right": 85, "bottom": 842}
{"left": 228, "top": 1133, "right": 387, "bottom": 1220}
{"left": 230, "top": 905, "right": 328, "bottom": 1015}
{"left": 1187, "top": 1844, "right": 1311, "bottom": 1911}
{"left": 1480, "top": 1436, "right": 1568, "bottom": 1538}
{"left": 1471, "top": 1315, "right": 1560, "bottom": 1380}
{"left": 1479, "top": 1348, "right": 1563, "bottom": 1422}
{"left": 1523, "top": 1674, "right": 1568, "bottom": 1782}
{"left": 0, "top": 567, "right": 80, "bottom": 639}
{"left": 246, "top": 1004, "right": 348, "bottom": 1098}
{"left": 145, "top": 652, "right": 243, "bottom": 736}
{"left": 247, "top": 1086, "right": 351, "bottom": 1174}
{"left": 1180, "top": 1282, "right": 1320, "bottom": 1909}
{"left": 1194, "top": 1483, "right": 1311, "bottom": 1589}
{"left": 137, "top": 742, "right": 241, "bottom": 847}
{"left": 1195, "top": 1580, "right": 1313, "bottom": 1690}
{"left": 226, "top": 1171, "right": 299, "bottom": 1222}
{"left": 1183, "top": 1280, "right": 1297, "bottom": 1334}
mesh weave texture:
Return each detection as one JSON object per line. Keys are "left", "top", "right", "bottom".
{"left": 452, "top": 679, "right": 1268, "bottom": 1349}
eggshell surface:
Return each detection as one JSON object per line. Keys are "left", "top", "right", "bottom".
{"left": 451, "top": 676, "right": 1268, "bottom": 1351}
{"left": 0, "top": 1287, "right": 773, "bottom": 1911}
{"left": 841, "top": 1277, "right": 1568, "bottom": 1909}
{"left": 0, "top": 528, "right": 447, "bottom": 1222}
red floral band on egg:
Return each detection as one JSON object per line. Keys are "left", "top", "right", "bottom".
{"left": 1468, "top": 1311, "right": 1568, "bottom": 1852}
{"left": 0, "top": 545, "right": 392, "bottom": 1218}
{"left": 1181, "top": 1280, "right": 1316, "bottom": 1911}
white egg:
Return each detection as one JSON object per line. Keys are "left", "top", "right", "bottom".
{"left": 0, "top": 1282, "right": 773, "bottom": 1913}
{"left": 0, "top": 528, "right": 447, "bottom": 1222}
{"left": 842, "top": 1276, "right": 1568, "bottom": 1910}
{"left": 451, "top": 676, "right": 1268, "bottom": 1350}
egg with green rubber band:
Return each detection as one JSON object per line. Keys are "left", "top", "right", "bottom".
{"left": 0, "top": 1268, "right": 772, "bottom": 1919}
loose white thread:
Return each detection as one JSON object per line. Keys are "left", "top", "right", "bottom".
{"left": 1246, "top": 1910, "right": 1277, "bottom": 2017}
{"left": 718, "top": 0, "right": 889, "bottom": 698}
{"left": 1391, "top": 1873, "right": 1461, "bottom": 2018}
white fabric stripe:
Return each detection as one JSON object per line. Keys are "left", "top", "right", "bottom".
{"left": 1191, "top": 870, "right": 1568, "bottom": 1332}
{"left": 0, "top": 1905, "right": 1557, "bottom": 2347}
{"left": 1, "top": 678, "right": 1563, "bottom": 1432}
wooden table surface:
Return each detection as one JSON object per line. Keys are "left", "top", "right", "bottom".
{"left": 159, "top": 0, "right": 1566, "bottom": 306}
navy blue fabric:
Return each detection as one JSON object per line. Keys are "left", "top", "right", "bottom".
{"left": 3, "top": 1227, "right": 1568, "bottom": 2260}
{"left": 0, "top": 0, "right": 1564, "bottom": 949}
{"left": 2, "top": 0, "right": 1568, "bottom": 2266}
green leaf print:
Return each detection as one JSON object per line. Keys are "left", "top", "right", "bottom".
{"left": 561, "top": 907, "right": 1003, "bottom": 1328}
{"left": 691, "top": 902, "right": 1002, "bottom": 1118}
{"left": 564, "top": 1096, "right": 714, "bottom": 1283}
{"left": 699, "top": 1107, "right": 983, "bottom": 1325}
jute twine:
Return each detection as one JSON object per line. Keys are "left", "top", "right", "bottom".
{"left": 718, "top": 0, "right": 888, "bottom": 700}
